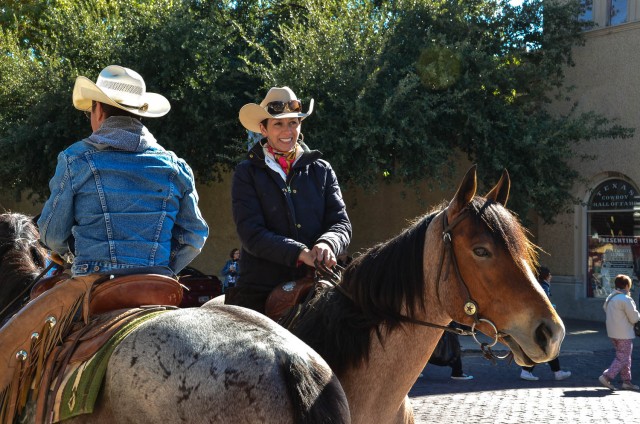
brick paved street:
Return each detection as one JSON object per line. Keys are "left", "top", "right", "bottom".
{"left": 409, "top": 320, "right": 640, "bottom": 424}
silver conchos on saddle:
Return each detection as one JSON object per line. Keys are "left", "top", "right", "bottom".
{"left": 282, "top": 281, "right": 297, "bottom": 292}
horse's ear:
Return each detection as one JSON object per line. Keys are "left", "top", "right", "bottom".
{"left": 484, "top": 169, "right": 510, "bottom": 206}
{"left": 448, "top": 165, "right": 477, "bottom": 217}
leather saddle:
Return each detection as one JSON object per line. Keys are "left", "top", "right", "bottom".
{"left": 265, "top": 275, "right": 317, "bottom": 322}
{"left": 265, "top": 262, "right": 343, "bottom": 327}
{"left": 35, "top": 306, "right": 172, "bottom": 423}
{"left": 0, "top": 273, "right": 183, "bottom": 423}
{"left": 265, "top": 261, "right": 349, "bottom": 329}
{"left": 31, "top": 273, "right": 183, "bottom": 316}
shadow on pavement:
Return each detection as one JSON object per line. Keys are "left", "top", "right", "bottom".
{"left": 561, "top": 389, "right": 617, "bottom": 398}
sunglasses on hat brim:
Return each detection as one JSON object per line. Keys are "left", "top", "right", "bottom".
{"left": 265, "top": 100, "right": 302, "bottom": 115}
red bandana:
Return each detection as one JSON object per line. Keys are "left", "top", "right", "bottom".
{"left": 266, "top": 144, "right": 298, "bottom": 175}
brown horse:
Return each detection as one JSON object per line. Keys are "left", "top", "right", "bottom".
{"left": 284, "top": 165, "right": 565, "bottom": 424}
{"left": 0, "top": 213, "right": 350, "bottom": 423}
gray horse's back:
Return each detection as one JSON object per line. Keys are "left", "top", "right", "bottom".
{"left": 65, "top": 305, "right": 349, "bottom": 424}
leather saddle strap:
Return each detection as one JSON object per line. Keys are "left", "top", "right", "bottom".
{"left": 0, "top": 274, "right": 99, "bottom": 423}
{"left": 37, "top": 306, "right": 170, "bottom": 424}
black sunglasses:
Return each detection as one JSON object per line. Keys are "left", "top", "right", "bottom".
{"left": 84, "top": 110, "right": 91, "bottom": 120}
{"left": 266, "top": 100, "right": 302, "bottom": 115}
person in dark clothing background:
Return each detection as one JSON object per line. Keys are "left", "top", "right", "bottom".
{"left": 421, "top": 323, "right": 473, "bottom": 380}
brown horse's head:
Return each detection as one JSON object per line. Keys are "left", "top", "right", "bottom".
{"left": 438, "top": 165, "right": 564, "bottom": 366}
{"left": 291, "top": 165, "right": 564, "bottom": 374}
{"left": 0, "top": 213, "right": 48, "bottom": 319}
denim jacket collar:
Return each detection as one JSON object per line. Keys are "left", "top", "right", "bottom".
{"left": 86, "top": 116, "right": 158, "bottom": 152}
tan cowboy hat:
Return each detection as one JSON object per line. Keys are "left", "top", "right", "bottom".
{"left": 72, "top": 65, "right": 170, "bottom": 118}
{"left": 239, "top": 86, "right": 314, "bottom": 133}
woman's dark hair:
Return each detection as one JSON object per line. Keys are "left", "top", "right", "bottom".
{"left": 229, "top": 248, "right": 239, "bottom": 259}
{"left": 260, "top": 117, "right": 301, "bottom": 130}
{"left": 614, "top": 274, "right": 632, "bottom": 290}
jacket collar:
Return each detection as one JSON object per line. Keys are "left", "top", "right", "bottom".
{"left": 247, "top": 139, "right": 322, "bottom": 168}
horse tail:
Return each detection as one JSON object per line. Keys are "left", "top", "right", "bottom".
{"left": 281, "top": 354, "right": 350, "bottom": 424}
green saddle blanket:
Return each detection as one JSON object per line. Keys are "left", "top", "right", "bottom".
{"left": 52, "top": 310, "right": 167, "bottom": 422}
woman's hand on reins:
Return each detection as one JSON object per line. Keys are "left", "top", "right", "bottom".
{"left": 298, "top": 242, "right": 337, "bottom": 268}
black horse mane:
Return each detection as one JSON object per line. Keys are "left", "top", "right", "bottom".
{"left": 290, "top": 197, "right": 537, "bottom": 375}
{"left": 290, "top": 208, "right": 436, "bottom": 375}
{"left": 0, "top": 213, "right": 47, "bottom": 323}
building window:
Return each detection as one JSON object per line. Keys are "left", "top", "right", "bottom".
{"left": 587, "top": 178, "right": 639, "bottom": 298}
{"left": 579, "top": 0, "right": 594, "bottom": 23}
{"left": 607, "top": 0, "right": 628, "bottom": 26}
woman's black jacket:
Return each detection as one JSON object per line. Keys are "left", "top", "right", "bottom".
{"left": 231, "top": 140, "right": 352, "bottom": 291}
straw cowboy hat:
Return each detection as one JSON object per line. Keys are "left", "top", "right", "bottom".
{"left": 72, "top": 65, "right": 170, "bottom": 118}
{"left": 239, "top": 86, "right": 314, "bottom": 133}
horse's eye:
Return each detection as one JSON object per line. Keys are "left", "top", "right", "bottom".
{"left": 473, "top": 247, "right": 490, "bottom": 257}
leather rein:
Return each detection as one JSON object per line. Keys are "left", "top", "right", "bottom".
{"left": 316, "top": 206, "right": 512, "bottom": 362}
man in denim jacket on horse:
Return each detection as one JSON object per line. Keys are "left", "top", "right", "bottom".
{"left": 38, "top": 65, "right": 208, "bottom": 278}
{"left": 0, "top": 65, "right": 208, "bottom": 415}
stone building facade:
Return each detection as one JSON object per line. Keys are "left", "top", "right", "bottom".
{"left": 538, "top": 0, "right": 640, "bottom": 320}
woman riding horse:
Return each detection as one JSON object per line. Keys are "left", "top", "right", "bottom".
{"left": 226, "top": 86, "right": 352, "bottom": 314}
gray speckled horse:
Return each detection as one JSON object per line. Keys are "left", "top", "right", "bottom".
{"left": 0, "top": 213, "right": 349, "bottom": 424}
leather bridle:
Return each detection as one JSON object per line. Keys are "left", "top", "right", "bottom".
{"left": 317, "top": 205, "right": 512, "bottom": 362}
{"left": 428, "top": 206, "right": 510, "bottom": 360}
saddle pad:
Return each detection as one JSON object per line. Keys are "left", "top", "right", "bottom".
{"left": 51, "top": 309, "right": 167, "bottom": 422}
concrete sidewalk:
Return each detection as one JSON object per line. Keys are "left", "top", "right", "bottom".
{"left": 458, "top": 318, "right": 628, "bottom": 354}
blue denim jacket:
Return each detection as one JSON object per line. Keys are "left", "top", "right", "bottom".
{"left": 38, "top": 116, "right": 209, "bottom": 277}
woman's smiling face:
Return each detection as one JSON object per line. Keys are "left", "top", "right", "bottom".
{"left": 260, "top": 117, "right": 301, "bottom": 151}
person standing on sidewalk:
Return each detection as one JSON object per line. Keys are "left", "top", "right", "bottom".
{"left": 520, "top": 266, "right": 572, "bottom": 381}
{"left": 421, "top": 323, "right": 473, "bottom": 381}
{"left": 599, "top": 274, "right": 640, "bottom": 390}
{"left": 447, "top": 322, "right": 473, "bottom": 380}
{"left": 220, "top": 248, "right": 240, "bottom": 293}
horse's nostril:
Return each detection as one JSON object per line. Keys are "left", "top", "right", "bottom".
{"left": 534, "top": 322, "right": 552, "bottom": 353}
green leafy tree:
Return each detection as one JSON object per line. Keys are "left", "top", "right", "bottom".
{"left": 246, "top": 0, "right": 632, "bottom": 223}
{"left": 0, "top": 0, "right": 633, "bottom": 225}
{"left": 0, "top": 1, "right": 261, "bottom": 198}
